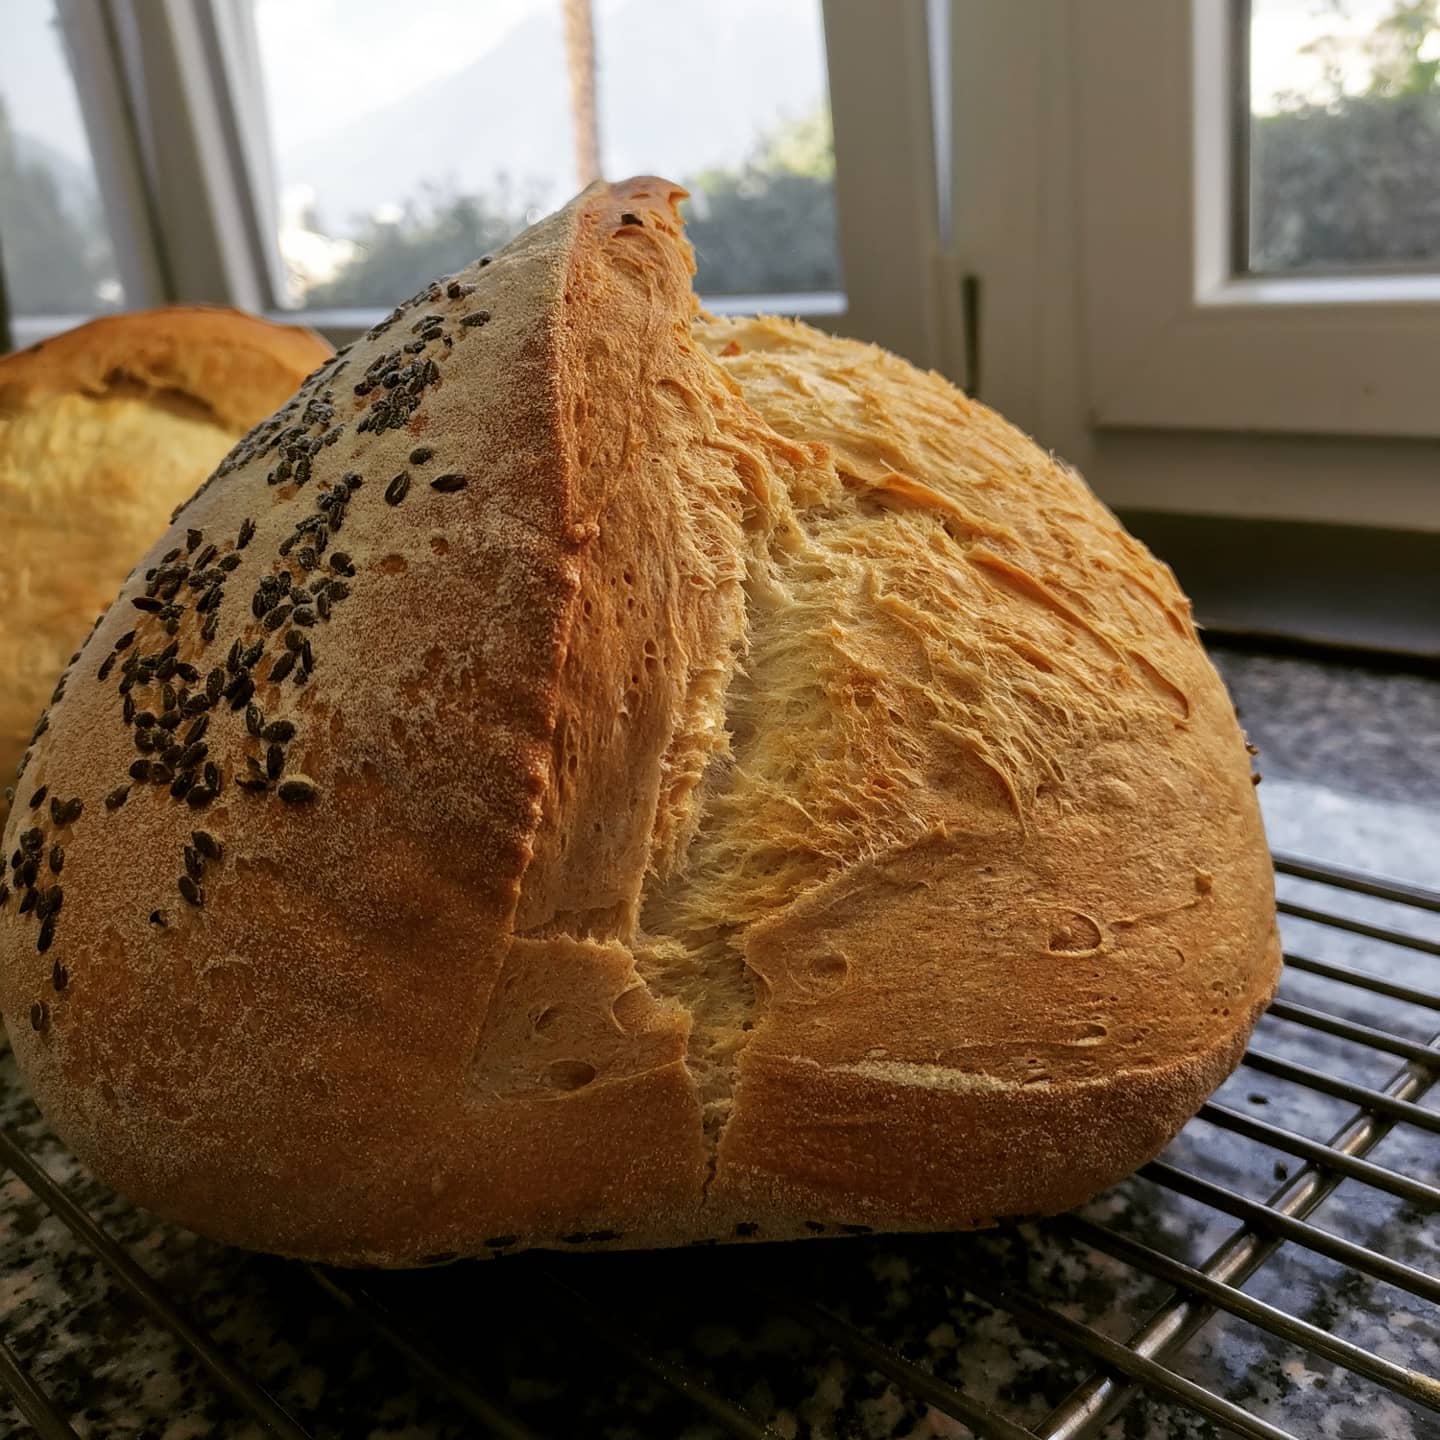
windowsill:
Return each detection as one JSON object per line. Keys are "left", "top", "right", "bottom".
{"left": 1199, "top": 273, "right": 1440, "bottom": 308}
{"left": 283, "top": 291, "right": 848, "bottom": 346}
{"left": 3, "top": 292, "right": 849, "bottom": 357}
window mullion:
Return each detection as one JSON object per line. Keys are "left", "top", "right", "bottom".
{"left": 821, "top": 0, "right": 942, "bottom": 370}
{"left": 105, "top": 0, "right": 273, "bottom": 311}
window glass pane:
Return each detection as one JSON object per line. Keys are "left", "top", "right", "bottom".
{"left": 250, "top": 0, "right": 839, "bottom": 309}
{"left": 1249, "top": 0, "right": 1440, "bottom": 273}
{"left": 594, "top": 0, "right": 840, "bottom": 297}
{"left": 251, "top": 0, "right": 576, "bottom": 309}
{"left": 0, "top": 0, "right": 125, "bottom": 320}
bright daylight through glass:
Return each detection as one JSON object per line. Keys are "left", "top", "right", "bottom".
{"left": 250, "top": 0, "right": 840, "bottom": 308}
{"left": 1249, "top": 0, "right": 1440, "bottom": 272}
{"left": 0, "top": 0, "right": 125, "bottom": 318}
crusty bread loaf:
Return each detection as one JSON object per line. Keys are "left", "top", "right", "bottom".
{"left": 0, "top": 182, "right": 1279, "bottom": 1265}
{"left": 0, "top": 308, "right": 332, "bottom": 803}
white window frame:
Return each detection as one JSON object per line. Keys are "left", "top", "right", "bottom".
{"left": 10, "top": 0, "right": 944, "bottom": 375}
{"left": 1078, "top": 0, "right": 1440, "bottom": 439}
{"left": 942, "top": 0, "right": 1440, "bottom": 535}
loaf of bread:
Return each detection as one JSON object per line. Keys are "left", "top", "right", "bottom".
{"left": 0, "top": 182, "right": 1279, "bottom": 1265}
{"left": 0, "top": 308, "right": 332, "bottom": 805}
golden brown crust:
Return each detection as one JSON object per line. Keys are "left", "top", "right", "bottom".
{"left": 0, "top": 308, "right": 332, "bottom": 804}
{"left": 0, "top": 306, "right": 331, "bottom": 432}
{"left": 0, "top": 187, "right": 1278, "bottom": 1265}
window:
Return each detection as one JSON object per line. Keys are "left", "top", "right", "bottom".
{"left": 945, "top": 1, "right": 1440, "bottom": 531}
{"left": 244, "top": 0, "right": 841, "bottom": 314}
{"left": 0, "top": 0, "right": 939, "bottom": 371}
{"left": 1065, "top": 0, "right": 1439, "bottom": 439}
{"left": 1247, "top": 0, "right": 1440, "bottom": 274}
{"left": 0, "top": 0, "right": 125, "bottom": 321}
{"left": 594, "top": 0, "right": 841, "bottom": 301}
{"left": 249, "top": 0, "right": 575, "bottom": 310}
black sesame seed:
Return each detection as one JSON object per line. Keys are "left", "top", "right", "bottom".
{"left": 186, "top": 528, "right": 203, "bottom": 552}
{"left": 284, "top": 629, "right": 305, "bottom": 653}
{"left": 292, "top": 607, "right": 316, "bottom": 627}
{"left": 192, "top": 830, "right": 221, "bottom": 861}
{"left": 154, "top": 656, "right": 177, "bottom": 682}
{"left": 97, "top": 653, "right": 117, "bottom": 681}
{"left": 220, "top": 553, "right": 242, "bottom": 572}
{"left": 0, "top": 882, "right": 8, "bottom": 908}
{"left": 104, "top": 784, "right": 130, "bottom": 811}
{"left": 184, "top": 845, "right": 203, "bottom": 881}
{"left": 241, "top": 641, "right": 264, "bottom": 670}
{"left": 150, "top": 909, "right": 167, "bottom": 927}
{"left": 37, "top": 887, "right": 62, "bottom": 920}
{"left": 227, "top": 675, "right": 256, "bottom": 710}
{"left": 178, "top": 742, "right": 207, "bottom": 771}
{"left": 51, "top": 960, "right": 67, "bottom": 992}
{"left": 268, "top": 652, "right": 296, "bottom": 683}
{"left": 245, "top": 705, "right": 264, "bottom": 740}
{"left": 162, "top": 547, "right": 182, "bottom": 564}
{"left": 461, "top": 310, "right": 490, "bottom": 327}
{"left": 115, "top": 630, "right": 136, "bottom": 651}
{"left": 170, "top": 772, "right": 194, "bottom": 800}
{"left": 203, "top": 761, "right": 220, "bottom": 793}
{"left": 19, "top": 889, "right": 37, "bottom": 915}
{"left": 261, "top": 720, "right": 295, "bottom": 743}
{"left": 201, "top": 613, "right": 220, "bottom": 643}
{"left": 132, "top": 596, "right": 163, "bottom": 613}
{"left": 328, "top": 552, "right": 352, "bottom": 573}
{"left": 278, "top": 775, "right": 318, "bottom": 803}
{"left": 317, "top": 591, "right": 332, "bottom": 621}
{"left": 122, "top": 693, "right": 137, "bottom": 725}
{"left": 385, "top": 473, "right": 411, "bottom": 505}
{"left": 30, "top": 1001, "right": 48, "bottom": 1032}
{"left": 263, "top": 604, "right": 292, "bottom": 631}
{"left": 264, "top": 743, "right": 284, "bottom": 780}
{"left": 194, "top": 544, "right": 218, "bottom": 570}
{"left": 161, "top": 683, "right": 178, "bottom": 712}
{"left": 179, "top": 875, "right": 203, "bottom": 906}
{"left": 129, "top": 759, "right": 150, "bottom": 781}
{"left": 22, "top": 828, "right": 41, "bottom": 852}
{"left": 185, "top": 785, "right": 213, "bottom": 809}
{"left": 206, "top": 668, "right": 225, "bottom": 702}
{"left": 430, "top": 473, "right": 467, "bottom": 493}
{"left": 238, "top": 518, "right": 256, "bottom": 549}
{"left": 297, "top": 546, "right": 318, "bottom": 570}
{"left": 37, "top": 917, "right": 55, "bottom": 953}
{"left": 48, "top": 845, "right": 63, "bottom": 875}
{"left": 227, "top": 639, "right": 243, "bottom": 673}
{"left": 149, "top": 763, "right": 174, "bottom": 786}
{"left": 28, "top": 785, "right": 48, "bottom": 810}
{"left": 237, "top": 777, "right": 269, "bottom": 794}
{"left": 184, "top": 716, "right": 209, "bottom": 747}
{"left": 183, "top": 693, "right": 210, "bottom": 717}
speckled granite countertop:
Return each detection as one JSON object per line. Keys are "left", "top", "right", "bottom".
{"left": 1, "top": 647, "right": 1436, "bottom": 1440}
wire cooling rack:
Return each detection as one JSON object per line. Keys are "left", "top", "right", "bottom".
{"left": 0, "top": 848, "right": 1436, "bottom": 1439}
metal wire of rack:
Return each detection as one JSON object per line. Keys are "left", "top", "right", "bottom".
{"left": 0, "top": 849, "right": 1436, "bottom": 1439}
